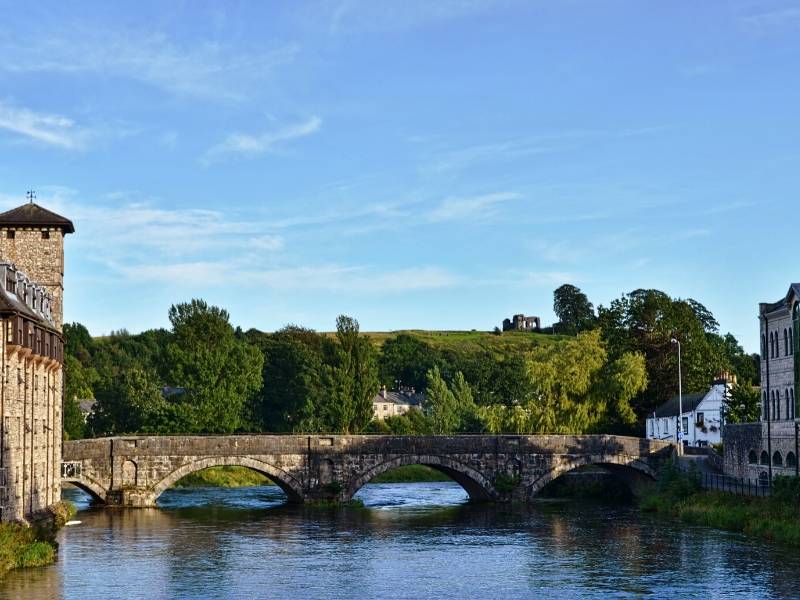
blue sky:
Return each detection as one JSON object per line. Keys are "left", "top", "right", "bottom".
{"left": 1, "top": 1, "right": 798, "bottom": 351}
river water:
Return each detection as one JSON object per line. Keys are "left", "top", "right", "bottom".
{"left": 1, "top": 482, "right": 798, "bottom": 599}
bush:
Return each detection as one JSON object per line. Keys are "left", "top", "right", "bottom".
{"left": 773, "top": 476, "right": 800, "bottom": 503}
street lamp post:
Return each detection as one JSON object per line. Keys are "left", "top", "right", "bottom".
{"left": 671, "top": 338, "right": 683, "bottom": 453}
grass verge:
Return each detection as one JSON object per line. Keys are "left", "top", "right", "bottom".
{"left": 173, "top": 466, "right": 274, "bottom": 488}
{"left": 0, "top": 501, "right": 75, "bottom": 578}
{"left": 641, "top": 464, "right": 800, "bottom": 547}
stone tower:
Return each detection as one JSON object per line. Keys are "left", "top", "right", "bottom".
{"left": 0, "top": 200, "right": 73, "bottom": 522}
{"left": 0, "top": 202, "right": 74, "bottom": 331}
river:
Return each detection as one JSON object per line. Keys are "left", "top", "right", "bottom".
{"left": 1, "top": 482, "right": 798, "bottom": 599}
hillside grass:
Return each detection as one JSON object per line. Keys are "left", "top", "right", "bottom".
{"left": 173, "top": 466, "right": 273, "bottom": 488}
{"left": 324, "top": 329, "right": 565, "bottom": 352}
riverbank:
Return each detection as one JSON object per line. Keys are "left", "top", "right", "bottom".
{"left": 641, "top": 468, "right": 800, "bottom": 546}
{"left": 0, "top": 501, "right": 75, "bottom": 578}
{"left": 173, "top": 465, "right": 450, "bottom": 488}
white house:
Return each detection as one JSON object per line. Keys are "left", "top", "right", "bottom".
{"left": 372, "top": 386, "right": 424, "bottom": 420}
{"left": 646, "top": 376, "right": 732, "bottom": 448}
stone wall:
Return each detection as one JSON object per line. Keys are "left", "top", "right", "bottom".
{"left": 0, "top": 339, "right": 63, "bottom": 521}
{"left": 64, "top": 434, "right": 675, "bottom": 506}
{"left": 724, "top": 422, "right": 800, "bottom": 480}
{"left": 0, "top": 228, "right": 65, "bottom": 329}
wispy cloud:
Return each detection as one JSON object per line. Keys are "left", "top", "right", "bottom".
{"left": 741, "top": 7, "right": 800, "bottom": 31}
{"left": 426, "top": 192, "right": 521, "bottom": 222}
{"left": 204, "top": 116, "right": 322, "bottom": 163}
{"left": 0, "top": 101, "right": 90, "bottom": 149}
{"left": 326, "top": 0, "right": 518, "bottom": 35}
{"left": 0, "top": 30, "right": 299, "bottom": 101}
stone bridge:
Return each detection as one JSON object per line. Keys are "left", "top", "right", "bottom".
{"left": 62, "top": 434, "right": 675, "bottom": 507}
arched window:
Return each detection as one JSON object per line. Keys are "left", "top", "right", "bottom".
{"left": 763, "top": 391, "right": 768, "bottom": 421}
{"left": 785, "top": 329, "right": 789, "bottom": 356}
{"left": 773, "top": 451, "right": 783, "bottom": 467}
{"left": 786, "top": 390, "right": 791, "bottom": 422}
{"left": 748, "top": 450, "right": 758, "bottom": 465}
{"left": 791, "top": 327, "right": 795, "bottom": 355}
{"left": 762, "top": 333, "right": 767, "bottom": 357}
{"left": 792, "top": 389, "right": 796, "bottom": 420}
{"left": 761, "top": 450, "right": 770, "bottom": 465}
{"left": 787, "top": 452, "right": 797, "bottom": 469}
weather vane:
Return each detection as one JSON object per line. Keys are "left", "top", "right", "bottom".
{"left": 26, "top": 190, "right": 36, "bottom": 204}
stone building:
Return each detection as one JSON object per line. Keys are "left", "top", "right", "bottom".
{"left": 502, "top": 314, "right": 541, "bottom": 332}
{"left": 724, "top": 284, "right": 800, "bottom": 482}
{"left": 0, "top": 201, "right": 73, "bottom": 522}
{"left": 372, "top": 386, "right": 423, "bottom": 420}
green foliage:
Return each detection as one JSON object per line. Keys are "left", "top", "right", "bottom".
{"left": 172, "top": 466, "right": 273, "bottom": 488}
{"left": 478, "top": 331, "right": 645, "bottom": 434}
{"left": 165, "top": 299, "right": 264, "bottom": 433}
{"left": 598, "top": 288, "right": 756, "bottom": 428}
{"left": 317, "top": 316, "right": 379, "bottom": 434}
{"left": 724, "top": 383, "right": 761, "bottom": 424}
{"left": 772, "top": 476, "right": 800, "bottom": 503}
{"left": 0, "top": 523, "right": 56, "bottom": 577}
{"left": 643, "top": 477, "right": 800, "bottom": 547}
{"left": 370, "top": 465, "right": 451, "bottom": 483}
{"left": 250, "top": 326, "right": 325, "bottom": 432}
{"left": 425, "top": 366, "right": 461, "bottom": 434}
{"left": 378, "top": 333, "right": 438, "bottom": 391}
{"left": 553, "top": 284, "right": 596, "bottom": 334}
{"left": 494, "top": 472, "right": 521, "bottom": 494}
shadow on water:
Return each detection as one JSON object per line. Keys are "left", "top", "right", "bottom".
{"left": 3, "top": 483, "right": 800, "bottom": 599}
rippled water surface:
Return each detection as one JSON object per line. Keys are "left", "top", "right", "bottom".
{"left": 2, "top": 483, "right": 799, "bottom": 599}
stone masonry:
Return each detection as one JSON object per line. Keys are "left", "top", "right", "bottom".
{"left": 0, "top": 202, "right": 73, "bottom": 522}
{"left": 63, "top": 434, "right": 675, "bottom": 506}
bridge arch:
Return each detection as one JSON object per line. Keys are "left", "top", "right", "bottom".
{"left": 64, "top": 476, "right": 108, "bottom": 504}
{"left": 528, "top": 454, "right": 656, "bottom": 499}
{"left": 346, "top": 455, "right": 495, "bottom": 501}
{"left": 151, "top": 456, "right": 305, "bottom": 503}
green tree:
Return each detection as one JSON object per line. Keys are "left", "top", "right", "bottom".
{"left": 424, "top": 366, "right": 460, "bottom": 434}
{"left": 63, "top": 354, "right": 95, "bottom": 439}
{"left": 251, "top": 327, "right": 325, "bottom": 432}
{"left": 319, "top": 315, "right": 379, "bottom": 433}
{"left": 597, "top": 289, "right": 733, "bottom": 425}
{"left": 724, "top": 383, "right": 761, "bottom": 424}
{"left": 165, "top": 299, "right": 264, "bottom": 433}
{"left": 88, "top": 367, "right": 169, "bottom": 435}
{"left": 553, "top": 284, "right": 596, "bottom": 334}
{"left": 378, "top": 333, "right": 438, "bottom": 391}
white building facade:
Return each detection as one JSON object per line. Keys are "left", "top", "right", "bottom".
{"left": 646, "top": 378, "right": 729, "bottom": 448}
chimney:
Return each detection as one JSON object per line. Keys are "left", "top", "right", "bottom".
{"left": 381, "top": 385, "right": 387, "bottom": 399}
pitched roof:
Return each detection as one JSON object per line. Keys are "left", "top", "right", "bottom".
{"left": 0, "top": 203, "right": 74, "bottom": 233}
{"left": 652, "top": 392, "right": 706, "bottom": 418}
{"left": 372, "top": 390, "right": 424, "bottom": 406}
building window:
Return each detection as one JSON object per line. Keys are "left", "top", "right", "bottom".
{"left": 41, "top": 230, "right": 49, "bottom": 239}
{"left": 773, "top": 452, "right": 784, "bottom": 467}
{"left": 696, "top": 412, "right": 704, "bottom": 427}
{"left": 6, "top": 230, "right": 14, "bottom": 239}
{"left": 792, "top": 389, "right": 796, "bottom": 420}
{"left": 787, "top": 452, "right": 798, "bottom": 469}
{"left": 761, "top": 450, "right": 770, "bottom": 465}
{"left": 682, "top": 417, "right": 688, "bottom": 435}
{"left": 762, "top": 333, "right": 767, "bottom": 357}
{"left": 748, "top": 450, "right": 758, "bottom": 465}
{"left": 787, "top": 390, "right": 791, "bottom": 422}
{"left": 785, "top": 329, "right": 789, "bottom": 356}
{"left": 791, "top": 327, "right": 795, "bottom": 355}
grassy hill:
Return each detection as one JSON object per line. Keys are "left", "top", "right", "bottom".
{"left": 324, "top": 329, "right": 566, "bottom": 352}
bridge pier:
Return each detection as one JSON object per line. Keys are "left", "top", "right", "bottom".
{"left": 62, "top": 435, "right": 676, "bottom": 508}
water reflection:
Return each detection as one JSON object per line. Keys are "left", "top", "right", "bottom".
{"left": 1, "top": 484, "right": 798, "bottom": 599}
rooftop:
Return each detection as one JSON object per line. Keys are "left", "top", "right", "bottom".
{"left": 0, "top": 202, "right": 75, "bottom": 234}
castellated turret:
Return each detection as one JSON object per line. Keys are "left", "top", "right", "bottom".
{"left": 0, "top": 199, "right": 73, "bottom": 522}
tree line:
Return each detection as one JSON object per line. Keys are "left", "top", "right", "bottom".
{"left": 63, "top": 285, "right": 761, "bottom": 439}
